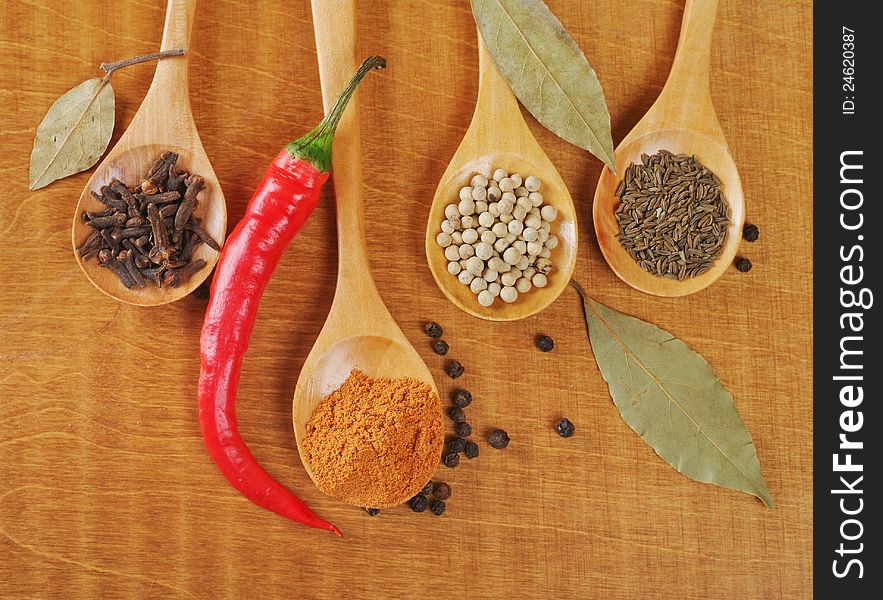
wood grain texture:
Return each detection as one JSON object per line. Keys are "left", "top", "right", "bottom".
{"left": 0, "top": 0, "right": 812, "bottom": 598}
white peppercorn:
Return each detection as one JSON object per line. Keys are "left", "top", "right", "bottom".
{"left": 493, "top": 238, "right": 509, "bottom": 254}
{"left": 499, "top": 177, "right": 515, "bottom": 192}
{"left": 447, "top": 261, "right": 461, "bottom": 275}
{"left": 471, "top": 174, "right": 488, "bottom": 188}
{"left": 475, "top": 242, "right": 494, "bottom": 260}
{"left": 510, "top": 173, "right": 523, "bottom": 188}
{"left": 516, "top": 256, "right": 530, "bottom": 271}
{"left": 459, "top": 187, "right": 472, "bottom": 202}
{"left": 514, "top": 186, "right": 529, "bottom": 198}
{"left": 441, "top": 219, "right": 455, "bottom": 234}
{"left": 540, "top": 221, "right": 551, "bottom": 233}
{"left": 516, "top": 196, "right": 532, "bottom": 211}
{"left": 471, "top": 186, "right": 487, "bottom": 201}
{"left": 458, "top": 270, "right": 474, "bottom": 285}
{"left": 478, "top": 290, "right": 494, "bottom": 307}
{"left": 492, "top": 168, "right": 508, "bottom": 182}
{"left": 524, "top": 175, "right": 541, "bottom": 192}
{"left": 458, "top": 198, "right": 475, "bottom": 216}
{"left": 503, "top": 247, "right": 521, "bottom": 265}
{"left": 436, "top": 232, "right": 452, "bottom": 247}
{"left": 528, "top": 192, "right": 543, "bottom": 207}
{"left": 527, "top": 241, "right": 543, "bottom": 255}
{"left": 512, "top": 206, "right": 527, "bottom": 221}
{"left": 545, "top": 235, "right": 559, "bottom": 249}
{"left": 499, "top": 271, "right": 516, "bottom": 287}
{"left": 470, "top": 276, "right": 488, "bottom": 294}
{"left": 500, "top": 286, "right": 518, "bottom": 303}
{"left": 487, "top": 187, "right": 501, "bottom": 201}
{"left": 513, "top": 240, "right": 527, "bottom": 254}
{"left": 466, "top": 256, "right": 484, "bottom": 275}
{"left": 488, "top": 282, "right": 502, "bottom": 297}
{"left": 532, "top": 273, "right": 548, "bottom": 288}
{"left": 507, "top": 219, "right": 524, "bottom": 236}
{"left": 480, "top": 230, "right": 496, "bottom": 244}
{"left": 501, "top": 191, "right": 516, "bottom": 204}
{"left": 488, "top": 202, "right": 501, "bottom": 217}
{"left": 537, "top": 228, "right": 549, "bottom": 243}
{"left": 461, "top": 228, "right": 479, "bottom": 244}
{"left": 522, "top": 267, "right": 536, "bottom": 279}
{"left": 505, "top": 233, "right": 517, "bottom": 243}
{"left": 541, "top": 205, "right": 558, "bottom": 222}
{"left": 482, "top": 268, "right": 499, "bottom": 282}
{"left": 524, "top": 213, "right": 541, "bottom": 229}
{"left": 451, "top": 231, "right": 463, "bottom": 245}
{"left": 444, "top": 245, "right": 460, "bottom": 261}
{"left": 515, "top": 277, "right": 532, "bottom": 293}
{"left": 498, "top": 198, "right": 514, "bottom": 214}
{"left": 488, "top": 256, "right": 508, "bottom": 272}
{"left": 458, "top": 244, "right": 475, "bottom": 259}
{"left": 523, "top": 228, "right": 538, "bottom": 243}
{"left": 475, "top": 201, "right": 488, "bottom": 214}
{"left": 460, "top": 215, "right": 476, "bottom": 229}
{"left": 478, "top": 212, "right": 494, "bottom": 228}
{"left": 539, "top": 248, "right": 551, "bottom": 258}
{"left": 445, "top": 203, "right": 460, "bottom": 218}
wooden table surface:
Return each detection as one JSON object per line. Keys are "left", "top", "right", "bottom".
{"left": 0, "top": 1, "right": 812, "bottom": 598}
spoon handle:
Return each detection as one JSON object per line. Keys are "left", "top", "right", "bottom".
{"left": 311, "top": 0, "right": 375, "bottom": 295}
{"left": 646, "top": 0, "right": 723, "bottom": 140}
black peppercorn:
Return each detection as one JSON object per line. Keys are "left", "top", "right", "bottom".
{"left": 464, "top": 441, "right": 479, "bottom": 459}
{"left": 424, "top": 322, "right": 443, "bottom": 338}
{"left": 742, "top": 223, "right": 759, "bottom": 242}
{"left": 448, "top": 437, "right": 467, "bottom": 453}
{"left": 448, "top": 407, "right": 466, "bottom": 422}
{"left": 365, "top": 508, "right": 380, "bottom": 516}
{"left": 452, "top": 389, "right": 473, "bottom": 408}
{"left": 433, "top": 482, "right": 452, "bottom": 500}
{"left": 454, "top": 421, "right": 472, "bottom": 438}
{"left": 735, "top": 257, "right": 753, "bottom": 273}
{"left": 536, "top": 335, "right": 554, "bottom": 352}
{"left": 443, "top": 452, "right": 460, "bottom": 468}
{"left": 432, "top": 340, "right": 449, "bottom": 355}
{"left": 487, "top": 428, "right": 510, "bottom": 449}
{"left": 408, "top": 494, "right": 428, "bottom": 513}
{"left": 445, "top": 360, "right": 464, "bottom": 379}
{"left": 555, "top": 418, "right": 575, "bottom": 438}
{"left": 420, "top": 481, "right": 433, "bottom": 496}
{"left": 430, "top": 499, "right": 446, "bottom": 516}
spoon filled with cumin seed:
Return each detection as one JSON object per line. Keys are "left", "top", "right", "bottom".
{"left": 71, "top": 0, "right": 226, "bottom": 305}
{"left": 593, "top": 0, "right": 744, "bottom": 297}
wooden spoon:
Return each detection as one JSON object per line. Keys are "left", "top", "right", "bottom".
{"left": 292, "top": 0, "right": 444, "bottom": 508}
{"left": 593, "top": 0, "right": 744, "bottom": 297}
{"left": 71, "top": 0, "right": 226, "bottom": 306}
{"left": 425, "top": 34, "right": 578, "bottom": 321}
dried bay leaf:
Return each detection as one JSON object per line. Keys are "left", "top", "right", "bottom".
{"left": 471, "top": 0, "right": 615, "bottom": 170}
{"left": 571, "top": 282, "right": 773, "bottom": 507}
{"left": 29, "top": 77, "right": 115, "bottom": 190}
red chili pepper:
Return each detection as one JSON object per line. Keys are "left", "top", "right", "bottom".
{"left": 198, "top": 56, "right": 385, "bottom": 535}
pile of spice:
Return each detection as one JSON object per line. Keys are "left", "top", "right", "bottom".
{"left": 76, "top": 151, "right": 220, "bottom": 288}
{"left": 615, "top": 150, "right": 729, "bottom": 280}
{"left": 435, "top": 169, "right": 559, "bottom": 307}
{"left": 302, "top": 369, "right": 444, "bottom": 509}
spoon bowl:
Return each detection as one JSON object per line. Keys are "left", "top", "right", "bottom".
{"left": 293, "top": 0, "right": 444, "bottom": 508}
{"left": 71, "top": 0, "right": 226, "bottom": 305}
{"left": 72, "top": 143, "right": 225, "bottom": 305}
{"left": 592, "top": 0, "right": 743, "bottom": 297}
{"left": 425, "top": 34, "right": 577, "bottom": 321}
{"left": 594, "top": 128, "right": 744, "bottom": 297}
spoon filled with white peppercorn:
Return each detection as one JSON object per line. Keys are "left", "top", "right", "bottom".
{"left": 425, "top": 33, "right": 577, "bottom": 321}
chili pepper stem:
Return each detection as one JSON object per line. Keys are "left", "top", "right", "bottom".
{"left": 285, "top": 55, "right": 386, "bottom": 172}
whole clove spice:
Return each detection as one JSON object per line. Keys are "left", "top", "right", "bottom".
{"left": 76, "top": 152, "right": 220, "bottom": 290}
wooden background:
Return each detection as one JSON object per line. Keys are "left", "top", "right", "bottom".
{"left": 0, "top": 0, "right": 812, "bottom": 598}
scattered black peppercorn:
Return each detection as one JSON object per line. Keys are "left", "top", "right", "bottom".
{"left": 464, "top": 441, "right": 479, "bottom": 459}
{"left": 452, "top": 389, "right": 473, "bottom": 408}
{"left": 420, "top": 481, "right": 433, "bottom": 496}
{"left": 443, "top": 452, "right": 460, "bottom": 468}
{"left": 487, "top": 428, "right": 510, "bottom": 449}
{"left": 445, "top": 360, "right": 465, "bottom": 379}
{"left": 536, "top": 335, "right": 554, "bottom": 352}
{"left": 424, "top": 322, "right": 443, "bottom": 338}
{"left": 432, "top": 340, "right": 449, "bottom": 355}
{"left": 454, "top": 421, "right": 472, "bottom": 438}
{"left": 448, "top": 407, "right": 466, "bottom": 422}
{"left": 430, "top": 499, "right": 446, "bottom": 516}
{"left": 735, "top": 257, "right": 753, "bottom": 273}
{"left": 408, "top": 494, "right": 428, "bottom": 513}
{"left": 433, "top": 482, "right": 452, "bottom": 500}
{"left": 555, "top": 418, "right": 575, "bottom": 438}
{"left": 448, "top": 437, "right": 467, "bottom": 453}
{"left": 365, "top": 508, "right": 380, "bottom": 516}
{"left": 742, "top": 223, "right": 759, "bottom": 242}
